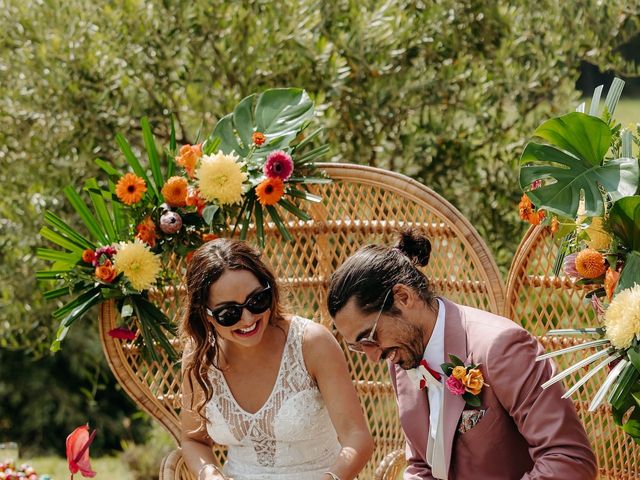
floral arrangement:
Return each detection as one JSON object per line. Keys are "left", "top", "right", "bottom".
{"left": 441, "top": 355, "right": 486, "bottom": 407}
{"left": 37, "top": 88, "right": 330, "bottom": 361}
{"left": 518, "top": 78, "right": 640, "bottom": 443}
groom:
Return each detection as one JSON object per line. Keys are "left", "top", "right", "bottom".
{"left": 327, "top": 231, "right": 597, "bottom": 479}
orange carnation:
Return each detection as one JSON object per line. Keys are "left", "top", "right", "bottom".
{"left": 115, "top": 173, "right": 147, "bottom": 205}
{"left": 253, "top": 131, "right": 266, "bottom": 147}
{"left": 518, "top": 194, "right": 545, "bottom": 225}
{"left": 95, "top": 260, "right": 117, "bottom": 283}
{"left": 135, "top": 217, "right": 157, "bottom": 247}
{"left": 256, "top": 177, "right": 285, "bottom": 206}
{"left": 161, "top": 176, "right": 188, "bottom": 207}
{"left": 575, "top": 248, "right": 606, "bottom": 279}
{"left": 462, "top": 368, "right": 485, "bottom": 395}
{"left": 175, "top": 144, "right": 202, "bottom": 178}
{"left": 605, "top": 267, "right": 620, "bottom": 301}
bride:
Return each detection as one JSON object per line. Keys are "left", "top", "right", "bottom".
{"left": 180, "top": 238, "right": 374, "bottom": 480}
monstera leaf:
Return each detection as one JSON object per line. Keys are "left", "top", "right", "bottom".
{"left": 609, "top": 196, "right": 640, "bottom": 252}
{"left": 204, "top": 88, "right": 314, "bottom": 157}
{"left": 519, "top": 112, "right": 639, "bottom": 218}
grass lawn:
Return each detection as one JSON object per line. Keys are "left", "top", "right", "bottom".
{"left": 25, "top": 456, "right": 132, "bottom": 480}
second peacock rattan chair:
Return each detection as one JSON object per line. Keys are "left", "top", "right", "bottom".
{"left": 99, "top": 163, "right": 506, "bottom": 479}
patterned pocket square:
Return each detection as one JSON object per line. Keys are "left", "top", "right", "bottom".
{"left": 458, "top": 409, "right": 487, "bottom": 434}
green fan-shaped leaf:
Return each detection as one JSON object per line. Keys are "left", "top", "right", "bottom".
{"left": 520, "top": 112, "right": 639, "bottom": 218}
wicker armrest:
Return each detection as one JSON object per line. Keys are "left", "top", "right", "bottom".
{"left": 160, "top": 448, "right": 196, "bottom": 480}
{"left": 374, "top": 448, "right": 406, "bottom": 480}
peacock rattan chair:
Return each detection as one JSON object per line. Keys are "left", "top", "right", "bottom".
{"left": 99, "top": 163, "right": 506, "bottom": 479}
{"left": 505, "top": 225, "right": 640, "bottom": 480}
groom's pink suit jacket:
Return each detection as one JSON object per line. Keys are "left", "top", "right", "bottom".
{"left": 389, "top": 298, "right": 597, "bottom": 480}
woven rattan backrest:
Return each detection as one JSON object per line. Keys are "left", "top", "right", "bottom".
{"left": 505, "top": 225, "right": 640, "bottom": 479}
{"left": 99, "top": 163, "right": 505, "bottom": 477}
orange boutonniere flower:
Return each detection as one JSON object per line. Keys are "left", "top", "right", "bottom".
{"left": 115, "top": 173, "right": 147, "bottom": 205}
{"left": 441, "top": 354, "right": 488, "bottom": 407}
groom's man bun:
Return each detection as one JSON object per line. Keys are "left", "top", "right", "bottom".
{"left": 394, "top": 226, "right": 431, "bottom": 268}
{"left": 327, "top": 225, "right": 436, "bottom": 318}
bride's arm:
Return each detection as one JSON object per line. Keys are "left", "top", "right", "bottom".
{"left": 180, "top": 346, "right": 230, "bottom": 480}
{"left": 303, "top": 323, "right": 375, "bottom": 480}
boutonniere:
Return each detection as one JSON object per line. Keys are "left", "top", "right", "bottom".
{"left": 441, "top": 354, "right": 488, "bottom": 407}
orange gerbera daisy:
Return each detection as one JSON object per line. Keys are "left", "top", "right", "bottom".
{"left": 575, "top": 248, "right": 607, "bottom": 279}
{"left": 256, "top": 177, "right": 285, "bottom": 206}
{"left": 518, "top": 194, "right": 545, "bottom": 225}
{"left": 135, "top": 216, "right": 157, "bottom": 247}
{"left": 115, "top": 173, "right": 147, "bottom": 205}
{"left": 175, "top": 144, "right": 202, "bottom": 178}
{"left": 161, "top": 176, "right": 188, "bottom": 207}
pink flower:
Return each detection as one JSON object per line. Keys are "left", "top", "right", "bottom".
{"left": 563, "top": 253, "right": 581, "bottom": 279}
{"left": 92, "top": 245, "right": 117, "bottom": 266}
{"left": 66, "top": 425, "right": 97, "bottom": 478}
{"left": 263, "top": 150, "right": 294, "bottom": 180}
{"left": 446, "top": 375, "right": 466, "bottom": 395}
{"left": 108, "top": 327, "right": 137, "bottom": 341}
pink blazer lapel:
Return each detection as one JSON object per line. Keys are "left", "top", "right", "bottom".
{"left": 441, "top": 298, "right": 468, "bottom": 475}
{"left": 393, "top": 364, "right": 431, "bottom": 454}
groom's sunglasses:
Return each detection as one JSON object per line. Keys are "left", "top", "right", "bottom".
{"left": 347, "top": 289, "right": 392, "bottom": 353}
{"left": 206, "top": 283, "right": 273, "bottom": 327}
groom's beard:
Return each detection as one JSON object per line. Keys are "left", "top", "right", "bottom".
{"left": 382, "top": 321, "right": 425, "bottom": 370}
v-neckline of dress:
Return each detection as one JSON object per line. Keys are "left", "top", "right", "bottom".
{"left": 219, "top": 319, "right": 293, "bottom": 416}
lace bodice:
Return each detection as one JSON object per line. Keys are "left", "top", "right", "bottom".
{"left": 206, "top": 316, "right": 341, "bottom": 480}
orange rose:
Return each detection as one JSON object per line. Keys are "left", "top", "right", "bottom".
{"left": 462, "top": 368, "right": 485, "bottom": 395}
{"left": 605, "top": 267, "right": 620, "bottom": 301}
{"left": 175, "top": 144, "right": 202, "bottom": 178}
{"left": 95, "top": 260, "right": 117, "bottom": 283}
{"left": 452, "top": 366, "right": 467, "bottom": 381}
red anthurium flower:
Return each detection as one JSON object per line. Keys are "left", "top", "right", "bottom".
{"left": 108, "top": 327, "right": 137, "bottom": 341}
{"left": 66, "top": 425, "right": 97, "bottom": 478}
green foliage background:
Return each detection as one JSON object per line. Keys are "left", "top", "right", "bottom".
{"left": 1, "top": 0, "right": 639, "bottom": 452}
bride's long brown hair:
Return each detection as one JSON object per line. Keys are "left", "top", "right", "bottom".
{"left": 180, "top": 238, "right": 286, "bottom": 419}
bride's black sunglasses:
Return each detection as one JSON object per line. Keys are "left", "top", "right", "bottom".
{"left": 205, "top": 283, "right": 273, "bottom": 327}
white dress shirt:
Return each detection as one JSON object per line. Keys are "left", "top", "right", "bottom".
{"left": 422, "top": 298, "right": 446, "bottom": 479}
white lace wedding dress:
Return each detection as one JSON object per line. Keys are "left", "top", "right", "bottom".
{"left": 205, "top": 316, "right": 341, "bottom": 480}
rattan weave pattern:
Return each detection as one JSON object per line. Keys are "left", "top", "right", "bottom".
{"left": 505, "top": 225, "right": 640, "bottom": 480}
{"left": 99, "top": 163, "right": 506, "bottom": 479}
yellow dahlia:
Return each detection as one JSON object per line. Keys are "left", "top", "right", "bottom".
{"left": 605, "top": 285, "right": 640, "bottom": 349}
{"left": 113, "top": 239, "right": 162, "bottom": 291}
{"left": 196, "top": 151, "right": 247, "bottom": 205}
{"left": 575, "top": 248, "right": 606, "bottom": 279}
